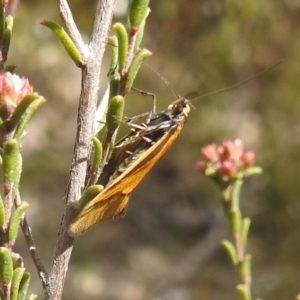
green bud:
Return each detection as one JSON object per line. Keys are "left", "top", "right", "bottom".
{"left": 113, "top": 23, "right": 128, "bottom": 71}
{"left": 77, "top": 185, "right": 103, "bottom": 212}
{"left": 0, "top": 247, "right": 13, "bottom": 284}
{"left": 125, "top": 48, "right": 152, "bottom": 93}
{"left": 106, "top": 96, "right": 125, "bottom": 131}
{"left": 40, "top": 20, "right": 82, "bottom": 66}
{"left": 129, "top": 0, "right": 150, "bottom": 29}
{"left": 8, "top": 202, "right": 29, "bottom": 247}
{"left": 11, "top": 267, "right": 26, "bottom": 300}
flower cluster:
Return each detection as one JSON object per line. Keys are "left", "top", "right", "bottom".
{"left": 195, "top": 139, "right": 256, "bottom": 181}
{"left": 0, "top": 72, "right": 33, "bottom": 120}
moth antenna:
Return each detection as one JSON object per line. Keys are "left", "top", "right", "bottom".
{"left": 190, "top": 60, "right": 283, "bottom": 103}
{"left": 146, "top": 60, "right": 282, "bottom": 103}
{"left": 145, "top": 62, "right": 181, "bottom": 99}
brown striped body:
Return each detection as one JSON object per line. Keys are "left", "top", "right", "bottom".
{"left": 69, "top": 99, "right": 190, "bottom": 237}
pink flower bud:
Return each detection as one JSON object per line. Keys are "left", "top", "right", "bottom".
{"left": 0, "top": 72, "right": 33, "bottom": 120}
{"left": 201, "top": 144, "right": 219, "bottom": 163}
{"left": 240, "top": 151, "right": 256, "bottom": 168}
{"left": 220, "top": 160, "right": 237, "bottom": 177}
{"left": 221, "top": 139, "right": 244, "bottom": 161}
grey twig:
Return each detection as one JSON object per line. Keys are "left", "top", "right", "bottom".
{"left": 55, "top": 0, "right": 88, "bottom": 58}
{"left": 15, "top": 192, "right": 48, "bottom": 289}
{"left": 45, "top": 1, "right": 115, "bottom": 299}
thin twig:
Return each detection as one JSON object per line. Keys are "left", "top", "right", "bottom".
{"left": 15, "top": 192, "right": 48, "bottom": 289}
{"left": 56, "top": 0, "right": 87, "bottom": 58}
{"left": 45, "top": 1, "right": 115, "bottom": 299}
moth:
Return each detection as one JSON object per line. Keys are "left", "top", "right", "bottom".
{"left": 68, "top": 99, "right": 190, "bottom": 237}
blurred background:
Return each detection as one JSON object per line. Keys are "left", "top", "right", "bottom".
{"left": 9, "top": 0, "right": 300, "bottom": 299}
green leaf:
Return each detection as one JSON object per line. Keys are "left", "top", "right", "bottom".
{"left": 91, "top": 137, "right": 103, "bottom": 174}
{"left": 221, "top": 239, "right": 238, "bottom": 265}
{"left": 41, "top": 20, "right": 82, "bottom": 66}
{"left": 3, "top": 139, "right": 22, "bottom": 196}
{"left": 76, "top": 185, "right": 103, "bottom": 212}
{"left": 106, "top": 95, "right": 125, "bottom": 132}
{"left": 129, "top": 0, "right": 150, "bottom": 29}
{"left": 241, "top": 217, "right": 251, "bottom": 248}
{"left": 125, "top": 48, "right": 152, "bottom": 93}
{"left": 18, "top": 272, "right": 31, "bottom": 300}
{"left": 108, "top": 35, "right": 119, "bottom": 78}
{"left": 229, "top": 209, "right": 242, "bottom": 236}
{"left": 8, "top": 202, "right": 29, "bottom": 247}
{"left": 134, "top": 8, "right": 150, "bottom": 50}
{"left": 113, "top": 23, "right": 129, "bottom": 71}
{"left": 11, "top": 267, "right": 25, "bottom": 300}
{"left": 0, "top": 247, "right": 13, "bottom": 284}
{"left": 0, "top": 194, "right": 5, "bottom": 228}
{"left": 236, "top": 284, "right": 251, "bottom": 300}
{"left": 239, "top": 254, "right": 251, "bottom": 285}
{"left": 9, "top": 93, "right": 46, "bottom": 142}
{"left": 3, "top": 15, "right": 14, "bottom": 61}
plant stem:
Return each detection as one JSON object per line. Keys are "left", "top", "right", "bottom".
{"left": 44, "top": 1, "right": 115, "bottom": 299}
